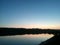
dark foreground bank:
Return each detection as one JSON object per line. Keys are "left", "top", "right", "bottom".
{"left": 39, "top": 35, "right": 60, "bottom": 45}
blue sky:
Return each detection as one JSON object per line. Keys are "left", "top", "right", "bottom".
{"left": 0, "top": 0, "right": 60, "bottom": 29}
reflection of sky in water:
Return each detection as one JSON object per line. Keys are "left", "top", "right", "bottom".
{"left": 0, "top": 34, "right": 54, "bottom": 45}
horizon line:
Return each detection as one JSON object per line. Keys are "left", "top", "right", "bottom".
{"left": 0, "top": 27, "right": 60, "bottom": 30}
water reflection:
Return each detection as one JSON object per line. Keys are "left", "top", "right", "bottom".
{"left": 0, "top": 34, "right": 54, "bottom": 45}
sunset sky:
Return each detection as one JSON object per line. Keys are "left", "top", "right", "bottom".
{"left": 0, "top": 0, "right": 60, "bottom": 29}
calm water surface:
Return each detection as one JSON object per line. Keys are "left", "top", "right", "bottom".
{"left": 0, "top": 34, "right": 54, "bottom": 45}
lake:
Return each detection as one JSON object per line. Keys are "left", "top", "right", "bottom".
{"left": 0, "top": 34, "right": 54, "bottom": 45}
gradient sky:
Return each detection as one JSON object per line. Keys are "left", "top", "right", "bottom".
{"left": 0, "top": 0, "right": 60, "bottom": 29}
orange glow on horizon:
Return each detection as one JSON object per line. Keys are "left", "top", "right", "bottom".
{"left": 2, "top": 24, "right": 60, "bottom": 29}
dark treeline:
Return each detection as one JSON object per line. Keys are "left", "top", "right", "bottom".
{"left": 0, "top": 27, "right": 60, "bottom": 36}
